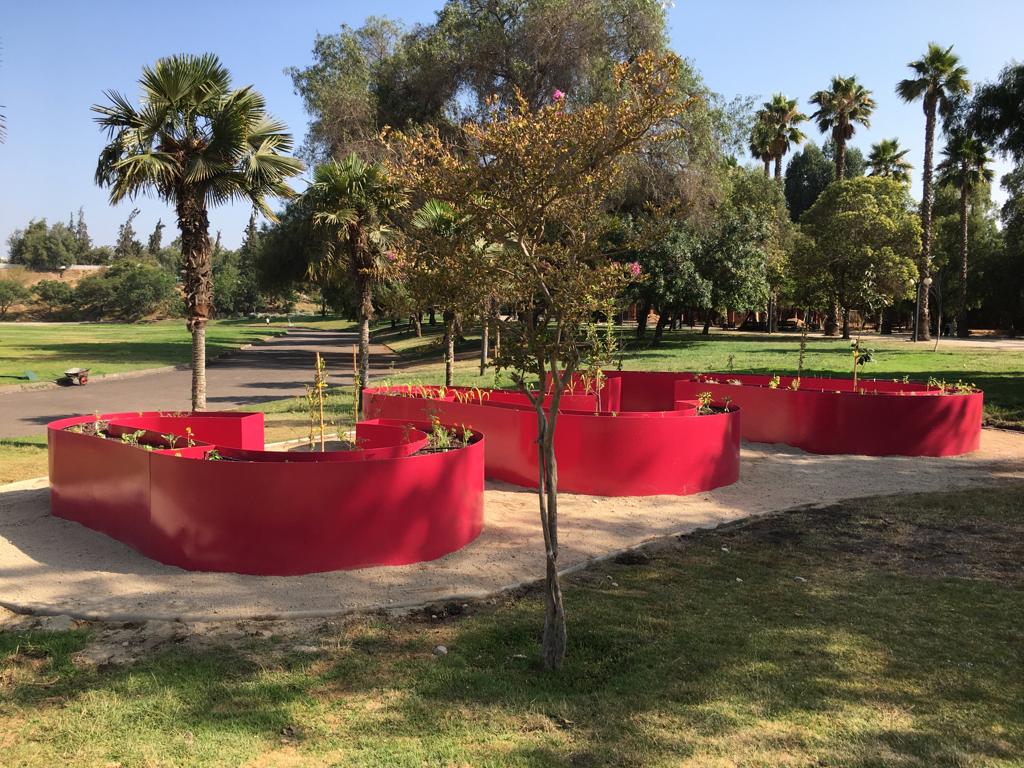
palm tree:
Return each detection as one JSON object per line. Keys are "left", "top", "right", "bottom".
{"left": 760, "top": 94, "right": 808, "bottom": 181}
{"left": 937, "top": 132, "right": 992, "bottom": 338}
{"left": 748, "top": 118, "right": 774, "bottom": 177}
{"left": 809, "top": 75, "right": 875, "bottom": 180}
{"left": 93, "top": 54, "right": 302, "bottom": 409}
{"left": 867, "top": 138, "right": 913, "bottom": 182}
{"left": 896, "top": 43, "right": 970, "bottom": 341}
{"left": 308, "top": 154, "right": 408, "bottom": 408}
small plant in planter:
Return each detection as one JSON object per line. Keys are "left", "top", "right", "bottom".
{"left": 851, "top": 340, "right": 873, "bottom": 388}
{"left": 119, "top": 430, "right": 147, "bottom": 447}
{"left": 768, "top": 375, "right": 780, "bottom": 389}
{"left": 788, "top": 378, "right": 801, "bottom": 391}
{"left": 696, "top": 391, "right": 714, "bottom": 415}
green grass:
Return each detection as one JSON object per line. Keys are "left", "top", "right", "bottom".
{"left": 0, "top": 437, "right": 47, "bottom": 484}
{"left": 373, "top": 324, "right": 1024, "bottom": 428}
{"left": 2, "top": 484, "right": 1022, "bottom": 766}
{"left": 0, "top": 319, "right": 287, "bottom": 384}
{"left": 0, "top": 316, "right": 358, "bottom": 385}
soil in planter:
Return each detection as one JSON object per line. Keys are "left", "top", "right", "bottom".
{"left": 288, "top": 440, "right": 356, "bottom": 453}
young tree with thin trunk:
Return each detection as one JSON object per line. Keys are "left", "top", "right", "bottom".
{"left": 306, "top": 154, "right": 408, "bottom": 410}
{"left": 388, "top": 52, "right": 684, "bottom": 670}
{"left": 407, "top": 199, "right": 498, "bottom": 386}
{"left": 937, "top": 132, "right": 993, "bottom": 337}
{"left": 897, "top": 43, "right": 970, "bottom": 341}
{"left": 93, "top": 54, "right": 302, "bottom": 409}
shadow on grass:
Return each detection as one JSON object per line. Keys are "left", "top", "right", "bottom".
{"left": 3, "top": 485, "right": 1023, "bottom": 765}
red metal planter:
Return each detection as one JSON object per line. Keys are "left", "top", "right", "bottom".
{"left": 603, "top": 371, "right": 981, "bottom": 457}
{"left": 363, "top": 386, "right": 741, "bottom": 496}
{"left": 47, "top": 412, "right": 486, "bottom": 575}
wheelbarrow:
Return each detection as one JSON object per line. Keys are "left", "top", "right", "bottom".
{"left": 63, "top": 368, "right": 90, "bottom": 385}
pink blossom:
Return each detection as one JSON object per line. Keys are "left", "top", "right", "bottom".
{"left": 384, "top": 252, "right": 398, "bottom": 263}
{"left": 627, "top": 261, "right": 642, "bottom": 278}
{"left": 552, "top": 89, "right": 565, "bottom": 101}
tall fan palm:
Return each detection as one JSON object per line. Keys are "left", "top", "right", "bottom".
{"left": 748, "top": 118, "right": 774, "bottom": 177}
{"left": 809, "top": 75, "right": 875, "bottom": 180}
{"left": 868, "top": 138, "right": 913, "bottom": 182}
{"left": 93, "top": 54, "right": 303, "bottom": 409}
{"left": 937, "top": 133, "right": 992, "bottom": 338}
{"left": 761, "top": 93, "right": 808, "bottom": 180}
{"left": 896, "top": 43, "right": 970, "bottom": 341}
{"left": 308, "top": 154, "right": 408, "bottom": 407}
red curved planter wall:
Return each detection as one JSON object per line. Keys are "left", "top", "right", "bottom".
{"left": 602, "top": 371, "right": 981, "bottom": 457}
{"left": 363, "top": 386, "right": 741, "bottom": 496}
{"left": 47, "top": 412, "right": 485, "bottom": 575}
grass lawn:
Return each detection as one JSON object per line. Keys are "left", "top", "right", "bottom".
{"left": 0, "top": 315, "right": 358, "bottom": 386}
{"left": 372, "top": 324, "right": 1024, "bottom": 429}
{"left": 0, "top": 437, "right": 47, "bottom": 484}
{"left": 2, "top": 484, "right": 1021, "bottom": 766}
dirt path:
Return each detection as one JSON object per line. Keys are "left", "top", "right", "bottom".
{"left": 0, "top": 327, "right": 397, "bottom": 438}
{"left": 1, "top": 429, "right": 1021, "bottom": 622}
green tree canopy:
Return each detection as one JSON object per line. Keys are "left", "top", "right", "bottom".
{"left": 793, "top": 176, "right": 921, "bottom": 337}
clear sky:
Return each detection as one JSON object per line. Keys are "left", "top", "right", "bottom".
{"left": 2, "top": 0, "right": 1021, "bottom": 256}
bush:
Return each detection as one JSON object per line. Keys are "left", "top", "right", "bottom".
{"left": 32, "top": 279, "right": 76, "bottom": 317}
{"left": 73, "top": 261, "right": 176, "bottom": 320}
{"left": 0, "top": 279, "right": 30, "bottom": 318}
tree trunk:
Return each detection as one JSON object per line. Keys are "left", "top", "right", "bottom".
{"left": 443, "top": 310, "right": 455, "bottom": 386}
{"left": 356, "top": 276, "right": 372, "bottom": 413}
{"left": 635, "top": 299, "right": 651, "bottom": 338}
{"left": 763, "top": 159, "right": 770, "bottom": 177}
{"left": 774, "top": 155, "right": 783, "bottom": 181}
{"left": 824, "top": 303, "right": 840, "bottom": 336}
{"left": 534, "top": 363, "right": 569, "bottom": 671}
{"left": 841, "top": 307, "right": 851, "bottom": 339}
{"left": 653, "top": 312, "right": 670, "bottom": 344}
{"left": 835, "top": 137, "right": 846, "bottom": 181}
{"left": 480, "top": 301, "right": 490, "bottom": 376}
{"left": 702, "top": 313, "right": 711, "bottom": 335}
{"left": 177, "top": 194, "right": 212, "bottom": 411}
{"left": 428, "top": 307, "right": 436, "bottom": 326}
{"left": 413, "top": 313, "right": 422, "bottom": 338}
{"left": 957, "top": 188, "right": 970, "bottom": 337}
{"left": 918, "top": 100, "right": 937, "bottom": 341}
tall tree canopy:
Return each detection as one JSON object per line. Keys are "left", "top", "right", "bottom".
{"left": 867, "top": 138, "right": 913, "bottom": 183}
{"left": 809, "top": 75, "right": 875, "bottom": 181}
{"left": 896, "top": 42, "right": 970, "bottom": 340}
{"left": 970, "top": 62, "right": 1024, "bottom": 163}
{"left": 793, "top": 176, "right": 920, "bottom": 338}
{"left": 94, "top": 53, "right": 303, "bottom": 409}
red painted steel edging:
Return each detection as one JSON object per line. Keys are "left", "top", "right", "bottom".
{"left": 48, "top": 412, "right": 485, "bottom": 575}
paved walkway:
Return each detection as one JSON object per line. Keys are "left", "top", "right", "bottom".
{"left": 0, "top": 327, "right": 398, "bottom": 438}
{"left": 1, "top": 429, "right": 1021, "bottom": 621}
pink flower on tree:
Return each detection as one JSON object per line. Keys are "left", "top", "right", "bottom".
{"left": 627, "top": 261, "right": 642, "bottom": 278}
{"left": 552, "top": 89, "right": 565, "bottom": 101}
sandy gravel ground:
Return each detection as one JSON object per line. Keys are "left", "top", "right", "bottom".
{"left": 1, "top": 430, "right": 1022, "bottom": 622}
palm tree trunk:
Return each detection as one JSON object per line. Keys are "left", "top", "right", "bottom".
{"left": 357, "top": 274, "right": 372, "bottom": 413}
{"left": 957, "top": 188, "right": 970, "bottom": 337}
{"left": 762, "top": 159, "right": 770, "bottom": 177}
{"left": 443, "top": 310, "right": 455, "bottom": 386}
{"left": 774, "top": 155, "right": 783, "bottom": 181}
{"left": 835, "top": 137, "right": 846, "bottom": 181}
{"left": 177, "top": 195, "right": 213, "bottom": 411}
{"left": 918, "top": 101, "right": 937, "bottom": 341}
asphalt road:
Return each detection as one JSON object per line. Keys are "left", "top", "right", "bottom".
{"left": 0, "top": 327, "right": 399, "bottom": 438}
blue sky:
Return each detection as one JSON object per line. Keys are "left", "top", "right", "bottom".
{"left": 2, "top": 0, "right": 1021, "bottom": 256}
